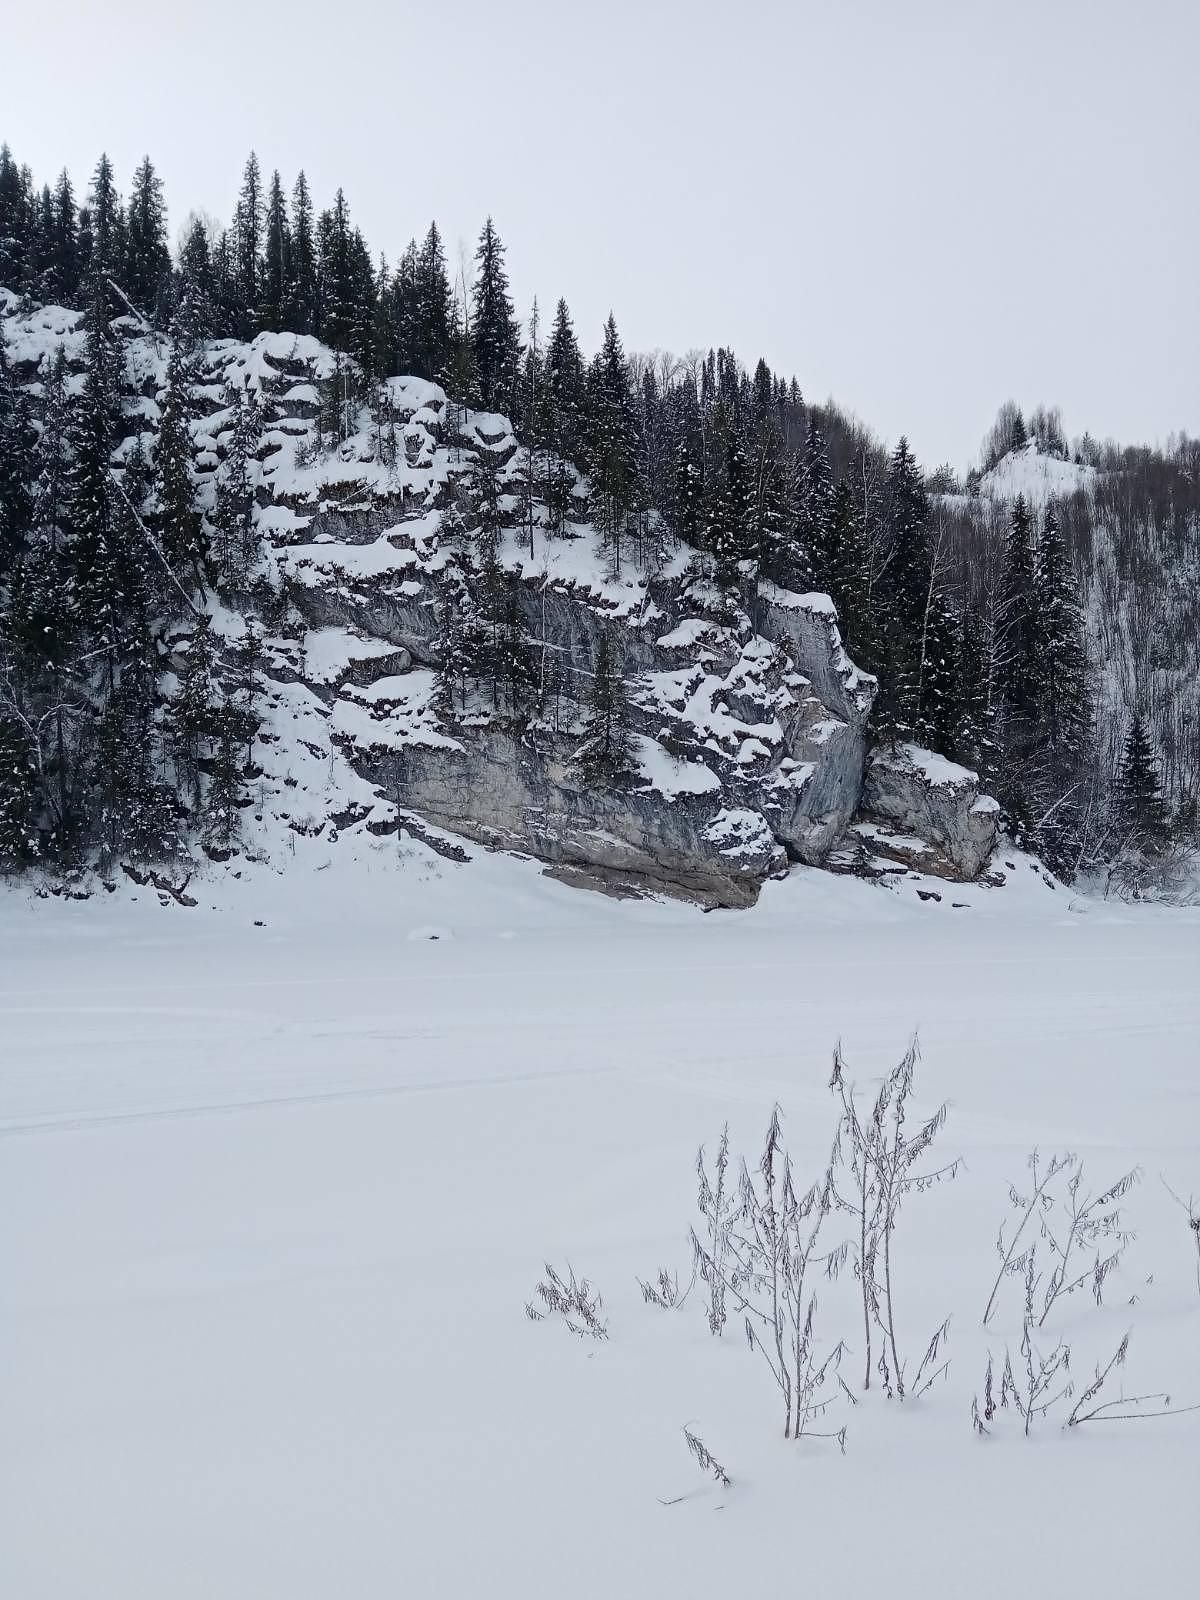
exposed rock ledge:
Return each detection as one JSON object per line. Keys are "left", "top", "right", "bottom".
{"left": 859, "top": 744, "right": 999, "bottom": 880}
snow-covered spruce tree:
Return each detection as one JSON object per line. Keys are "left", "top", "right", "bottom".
{"left": 282, "top": 171, "right": 318, "bottom": 337}
{"left": 916, "top": 592, "right": 961, "bottom": 754}
{"left": 1026, "top": 505, "right": 1092, "bottom": 873}
{"left": 0, "top": 330, "right": 34, "bottom": 575}
{"left": 212, "top": 385, "right": 261, "bottom": 594}
{"left": 799, "top": 417, "right": 835, "bottom": 588}
{"left": 412, "top": 222, "right": 454, "bottom": 385}
{"left": 544, "top": 298, "right": 587, "bottom": 464}
{"left": 992, "top": 494, "right": 1040, "bottom": 824}
{"left": 70, "top": 277, "right": 150, "bottom": 695}
{"left": 816, "top": 478, "right": 865, "bottom": 644}
{"left": 470, "top": 216, "right": 522, "bottom": 410}
{"left": 1117, "top": 714, "right": 1168, "bottom": 844}
{"left": 872, "top": 437, "right": 931, "bottom": 740}
{"left": 153, "top": 333, "right": 207, "bottom": 599}
{"left": 673, "top": 438, "right": 702, "bottom": 548}
{"left": 586, "top": 313, "right": 639, "bottom": 576}
{"left": 260, "top": 169, "right": 290, "bottom": 333}
{"left": 4, "top": 347, "right": 86, "bottom": 859}
{"left": 710, "top": 427, "right": 753, "bottom": 592}
{"left": 124, "top": 156, "right": 171, "bottom": 324}
{"left": 166, "top": 615, "right": 222, "bottom": 811}
{"left": 581, "top": 630, "right": 631, "bottom": 782}
{"left": 232, "top": 151, "right": 263, "bottom": 339}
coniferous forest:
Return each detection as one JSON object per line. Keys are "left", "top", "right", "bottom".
{"left": 1, "top": 143, "right": 1196, "bottom": 889}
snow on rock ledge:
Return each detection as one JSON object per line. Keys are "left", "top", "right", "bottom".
{"left": 860, "top": 743, "right": 999, "bottom": 880}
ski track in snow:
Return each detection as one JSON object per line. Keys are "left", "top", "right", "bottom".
{"left": 1, "top": 852, "right": 1198, "bottom": 1599}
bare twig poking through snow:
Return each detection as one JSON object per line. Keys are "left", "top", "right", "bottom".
{"left": 682, "top": 1425, "right": 732, "bottom": 1487}
{"left": 525, "top": 1264, "right": 608, "bottom": 1340}
{"left": 637, "top": 1264, "right": 696, "bottom": 1310}
{"left": 982, "top": 1151, "right": 1139, "bottom": 1330}
{"left": 691, "top": 1124, "right": 735, "bottom": 1335}
{"left": 692, "top": 1109, "right": 847, "bottom": 1445}
{"left": 829, "top": 1038, "right": 959, "bottom": 1397}
{"left": 1160, "top": 1176, "right": 1200, "bottom": 1298}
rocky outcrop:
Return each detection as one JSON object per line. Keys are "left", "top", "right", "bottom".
{"left": 0, "top": 297, "right": 1001, "bottom": 904}
{"left": 859, "top": 744, "right": 999, "bottom": 879}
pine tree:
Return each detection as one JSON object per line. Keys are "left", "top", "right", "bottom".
{"left": 673, "top": 439, "right": 702, "bottom": 547}
{"left": 1033, "top": 506, "right": 1089, "bottom": 758}
{"left": 6, "top": 367, "right": 85, "bottom": 863}
{"left": 916, "top": 594, "right": 961, "bottom": 751}
{"left": 261, "top": 170, "right": 290, "bottom": 331}
{"left": 178, "top": 216, "right": 216, "bottom": 337}
{"left": 545, "top": 297, "right": 586, "bottom": 462}
{"left": 154, "top": 334, "right": 207, "bottom": 595}
{"left": 955, "top": 605, "right": 994, "bottom": 775}
{"left": 0, "top": 331, "right": 34, "bottom": 576}
{"left": 233, "top": 152, "right": 263, "bottom": 336}
{"left": 413, "top": 222, "right": 453, "bottom": 382}
{"left": 710, "top": 427, "right": 752, "bottom": 590}
{"left": 213, "top": 386, "right": 261, "bottom": 592}
{"left": 873, "top": 437, "right": 931, "bottom": 738}
{"left": 799, "top": 418, "right": 835, "bottom": 585}
{"left": 51, "top": 169, "right": 81, "bottom": 304}
{"left": 86, "top": 153, "right": 123, "bottom": 288}
{"left": 995, "top": 495, "right": 1039, "bottom": 762}
{"left": 70, "top": 279, "right": 141, "bottom": 683}
{"left": 823, "top": 478, "right": 866, "bottom": 640}
{"left": 166, "top": 615, "right": 221, "bottom": 807}
{"left": 470, "top": 217, "right": 522, "bottom": 409}
{"left": 587, "top": 314, "right": 638, "bottom": 574}
{"left": 283, "top": 171, "right": 318, "bottom": 336}
{"left": 1117, "top": 714, "right": 1168, "bottom": 843}
{"left": 464, "top": 444, "right": 504, "bottom": 563}
{"left": 0, "top": 699, "right": 40, "bottom": 870}
{"left": 125, "top": 156, "right": 171, "bottom": 322}
{"left": 582, "top": 630, "right": 631, "bottom": 781}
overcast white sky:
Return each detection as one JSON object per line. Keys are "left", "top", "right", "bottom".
{"left": 6, "top": 0, "right": 1197, "bottom": 468}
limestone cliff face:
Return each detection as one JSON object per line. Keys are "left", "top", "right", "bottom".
{"left": 1, "top": 299, "right": 1000, "bottom": 901}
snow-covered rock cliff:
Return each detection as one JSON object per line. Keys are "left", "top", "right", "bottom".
{"left": 1, "top": 297, "right": 999, "bottom": 902}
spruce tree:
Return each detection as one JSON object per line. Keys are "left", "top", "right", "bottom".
{"left": 125, "top": 156, "right": 171, "bottom": 322}
{"left": 995, "top": 496, "right": 1040, "bottom": 791}
{"left": 233, "top": 152, "right": 263, "bottom": 336}
{"left": 154, "top": 334, "right": 207, "bottom": 595}
{"left": 587, "top": 314, "right": 638, "bottom": 573}
{"left": 582, "top": 630, "right": 631, "bottom": 782}
{"left": 213, "top": 386, "right": 261, "bottom": 592}
{"left": 470, "top": 217, "right": 521, "bottom": 409}
{"left": 0, "top": 331, "right": 34, "bottom": 576}
{"left": 86, "top": 153, "right": 123, "bottom": 288}
{"left": 261, "top": 170, "right": 290, "bottom": 331}
{"left": 1117, "top": 715, "right": 1168, "bottom": 842}
{"left": 413, "top": 222, "right": 453, "bottom": 382}
{"left": 1033, "top": 506, "right": 1089, "bottom": 758}
{"left": 51, "top": 169, "right": 81, "bottom": 304}
{"left": 799, "top": 417, "right": 835, "bottom": 586}
{"left": 544, "top": 297, "right": 586, "bottom": 462}
{"left": 284, "top": 171, "right": 318, "bottom": 336}
{"left": 873, "top": 437, "right": 931, "bottom": 738}
{"left": 710, "top": 427, "right": 752, "bottom": 591}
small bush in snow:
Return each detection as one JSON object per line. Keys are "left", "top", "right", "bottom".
{"left": 829, "top": 1037, "right": 959, "bottom": 1398}
{"left": 982, "top": 1150, "right": 1139, "bottom": 1330}
{"left": 525, "top": 1263, "right": 608, "bottom": 1340}
{"left": 692, "top": 1107, "right": 847, "bottom": 1445}
{"left": 637, "top": 1265, "right": 695, "bottom": 1310}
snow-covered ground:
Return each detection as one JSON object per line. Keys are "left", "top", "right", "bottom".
{"left": 2, "top": 849, "right": 1198, "bottom": 1599}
